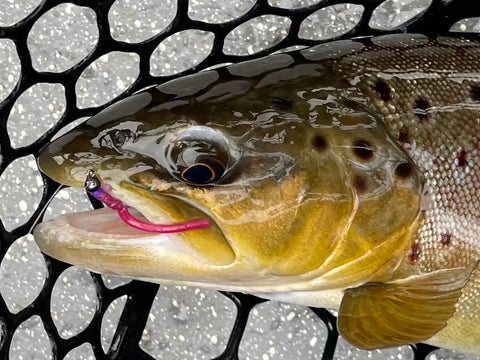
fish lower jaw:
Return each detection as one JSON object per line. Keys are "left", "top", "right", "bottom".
{"left": 34, "top": 213, "right": 374, "bottom": 305}
{"left": 33, "top": 209, "right": 363, "bottom": 288}
{"left": 33, "top": 210, "right": 360, "bottom": 294}
{"left": 33, "top": 207, "right": 385, "bottom": 294}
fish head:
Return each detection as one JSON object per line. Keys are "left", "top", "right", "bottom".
{"left": 35, "top": 75, "right": 424, "bottom": 292}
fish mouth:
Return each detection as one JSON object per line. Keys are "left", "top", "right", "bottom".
{"left": 50, "top": 207, "right": 180, "bottom": 238}
{"left": 34, "top": 185, "right": 238, "bottom": 285}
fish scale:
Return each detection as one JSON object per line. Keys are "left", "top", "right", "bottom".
{"left": 341, "top": 36, "right": 480, "bottom": 269}
{"left": 338, "top": 35, "right": 480, "bottom": 352}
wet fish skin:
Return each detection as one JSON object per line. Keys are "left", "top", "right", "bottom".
{"left": 34, "top": 34, "right": 480, "bottom": 354}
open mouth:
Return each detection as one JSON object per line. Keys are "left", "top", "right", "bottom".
{"left": 65, "top": 207, "right": 173, "bottom": 238}
{"left": 34, "top": 173, "right": 236, "bottom": 272}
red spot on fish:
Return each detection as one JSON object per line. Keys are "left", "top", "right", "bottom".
{"left": 456, "top": 150, "right": 468, "bottom": 167}
{"left": 408, "top": 241, "right": 422, "bottom": 264}
{"left": 440, "top": 232, "right": 452, "bottom": 247}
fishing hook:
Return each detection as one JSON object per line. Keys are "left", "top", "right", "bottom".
{"left": 84, "top": 170, "right": 211, "bottom": 233}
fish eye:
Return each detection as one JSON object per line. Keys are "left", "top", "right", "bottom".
{"left": 166, "top": 126, "right": 237, "bottom": 185}
{"left": 180, "top": 156, "right": 226, "bottom": 185}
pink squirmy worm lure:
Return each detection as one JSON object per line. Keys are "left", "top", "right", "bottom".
{"left": 85, "top": 170, "right": 211, "bottom": 233}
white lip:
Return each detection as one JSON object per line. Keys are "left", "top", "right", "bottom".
{"left": 64, "top": 207, "right": 157, "bottom": 238}
{"left": 34, "top": 207, "right": 196, "bottom": 252}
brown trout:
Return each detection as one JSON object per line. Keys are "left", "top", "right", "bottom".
{"left": 34, "top": 34, "right": 480, "bottom": 354}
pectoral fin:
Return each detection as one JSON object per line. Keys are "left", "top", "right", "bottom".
{"left": 338, "top": 268, "right": 470, "bottom": 350}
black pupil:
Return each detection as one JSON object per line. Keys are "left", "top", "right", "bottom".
{"left": 181, "top": 163, "right": 215, "bottom": 184}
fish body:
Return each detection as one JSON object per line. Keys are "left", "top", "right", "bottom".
{"left": 34, "top": 34, "right": 480, "bottom": 354}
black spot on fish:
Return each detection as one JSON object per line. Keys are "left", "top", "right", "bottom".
{"left": 413, "top": 98, "right": 430, "bottom": 120}
{"left": 398, "top": 127, "right": 410, "bottom": 144}
{"left": 456, "top": 150, "right": 468, "bottom": 167}
{"left": 408, "top": 241, "right": 422, "bottom": 264}
{"left": 395, "top": 161, "right": 413, "bottom": 179}
{"left": 312, "top": 135, "right": 327, "bottom": 152}
{"left": 352, "top": 175, "right": 367, "bottom": 193}
{"left": 471, "top": 84, "right": 480, "bottom": 101}
{"left": 372, "top": 79, "right": 391, "bottom": 102}
{"left": 353, "top": 140, "right": 373, "bottom": 160}
{"left": 440, "top": 232, "right": 452, "bottom": 247}
{"left": 272, "top": 97, "right": 293, "bottom": 109}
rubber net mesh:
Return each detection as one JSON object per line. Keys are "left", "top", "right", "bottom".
{"left": 0, "top": 0, "right": 479, "bottom": 359}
